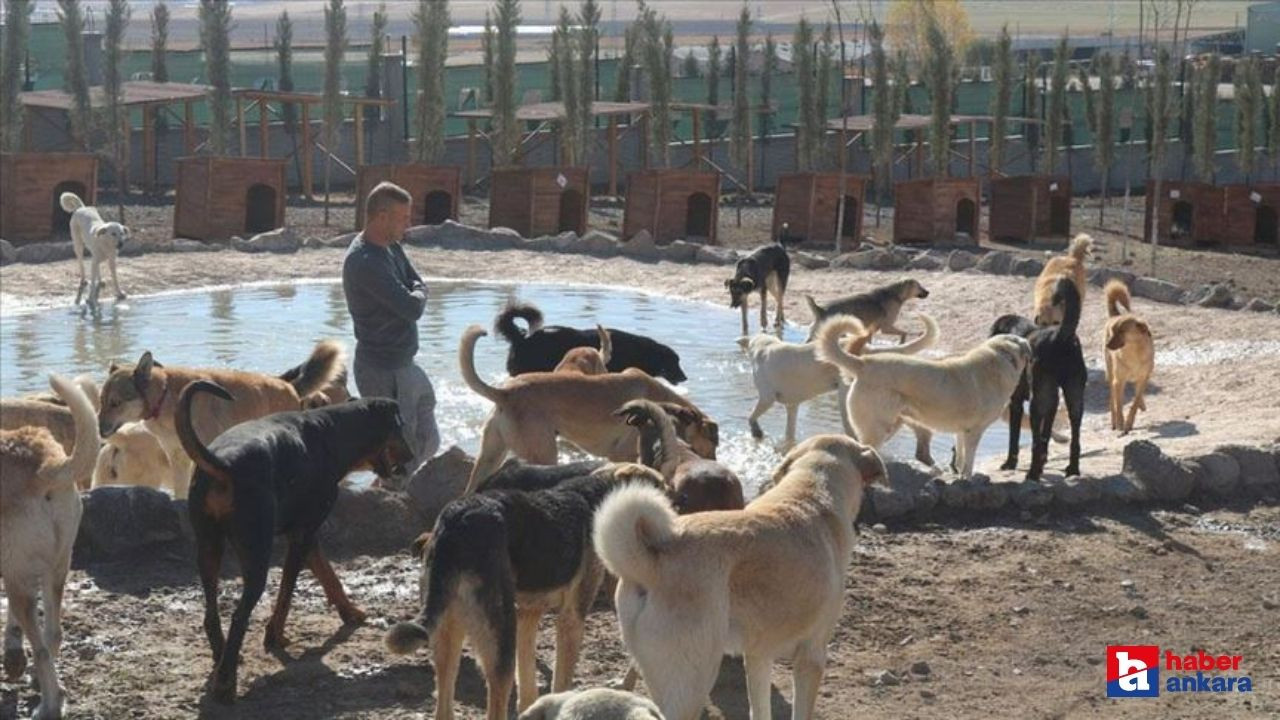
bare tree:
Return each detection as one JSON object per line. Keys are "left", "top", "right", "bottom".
{"left": 794, "top": 18, "right": 817, "bottom": 170}
{"left": 988, "top": 23, "right": 1012, "bottom": 175}
{"left": 869, "top": 20, "right": 899, "bottom": 227}
{"left": 199, "top": 0, "right": 233, "bottom": 155}
{"left": 1, "top": 0, "right": 34, "bottom": 152}
{"left": 730, "top": 3, "right": 751, "bottom": 179}
{"left": 613, "top": 21, "right": 637, "bottom": 102}
{"left": 558, "top": 7, "right": 581, "bottom": 164}
{"left": 817, "top": 22, "right": 834, "bottom": 138}
{"left": 1234, "top": 56, "right": 1260, "bottom": 184}
{"left": 492, "top": 0, "right": 521, "bottom": 166}
{"left": 58, "top": 0, "right": 92, "bottom": 150}
{"left": 103, "top": 0, "right": 130, "bottom": 215}
{"left": 275, "top": 11, "right": 296, "bottom": 135}
{"left": 761, "top": 32, "right": 777, "bottom": 141}
{"left": 1147, "top": 46, "right": 1174, "bottom": 273}
{"left": 923, "top": 11, "right": 954, "bottom": 177}
{"left": 322, "top": 0, "right": 347, "bottom": 225}
{"left": 1095, "top": 51, "right": 1117, "bottom": 224}
{"left": 576, "top": 0, "right": 601, "bottom": 166}
{"left": 482, "top": 11, "right": 495, "bottom": 105}
{"left": 1023, "top": 54, "right": 1041, "bottom": 171}
{"left": 415, "top": 0, "right": 449, "bottom": 163}
{"left": 706, "top": 35, "right": 722, "bottom": 107}
{"left": 363, "top": 3, "right": 388, "bottom": 131}
{"left": 548, "top": 7, "right": 568, "bottom": 101}
{"left": 1044, "top": 32, "right": 1068, "bottom": 173}
{"left": 151, "top": 1, "right": 170, "bottom": 83}
{"left": 1270, "top": 60, "right": 1280, "bottom": 179}
{"left": 1191, "top": 54, "right": 1218, "bottom": 182}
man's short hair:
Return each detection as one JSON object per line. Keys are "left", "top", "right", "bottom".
{"left": 365, "top": 181, "right": 412, "bottom": 219}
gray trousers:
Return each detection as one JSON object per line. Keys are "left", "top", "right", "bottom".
{"left": 353, "top": 358, "right": 441, "bottom": 475}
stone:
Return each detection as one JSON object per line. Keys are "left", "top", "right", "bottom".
{"left": 695, "top": 245, "right": 739, "bottom": 265}
{"left": 1132, "top": 276, "right": 1186, "bottom": 305}
{"left": 553, "top": 231, "right": 581, "bottom": 252}
{"left": 939, "top": 478, "right": 973, "bottom": 510}
{"left": 868, "top": 483, "right": 916, "bottom": 520}
{"left": 1193, "top": 283, "right": 1235, "bottom": 309}
{"left": 406, "top": 446, "right": 475, "bottom": 524}
{"left": 876, "top": 461, "right": 939, "bottom": 519}
{"left": 1098, "top": 474, "right": 1147, "bottom": 505}
{"left": 1244, "top": 298, "right": 1276, "bottom": 312}
{"left": 522, "top": 235, "right": 559, "bottom": 252}
{"left": 1214, "top": 444, "right": 1280, "bottom": 493}
{"left": 946, "top": 249, "right": 979, "bottom": 271}
{"left": 0, "top": 238, "right": 14, "bottom": 265}
{"left": 232, "top": 226, "right": 300, "bottom": 253}
{"left": 907, "top": 252, "right": 944, "bottom": 271}
{"left": 1011, "top": 257, "right": 1045, "bottom": 277}
{"left": 965, "top": 475, "right": 1009, "bottom": 510}
{"left": 320, "top": 486, "right": 422, "bottom": 556}
{"left": 74, "top": 487, "right": 190, "bottom": 564}
{"left": 1009, "top": 480, "right": 1054, "bottom": 510}
{"left": 975, "top": 251, "right": 1014, "bottom": 275}
{"left": 1186, "top": 452, "right": 1240, "bottom": 497}
{"left": 578, "top": 229, "right": 621, "bottom": 258}
{"left": 1052, "top": 475, "right": 1102, "bottom": 507}
{"left": 620, "top": 230, "right": 661, "bottom": 261}
{"left": 405, "top": 220, "right": 517, "bottom": 250}
{"left": 324, "top": 231, "right": 359, "bottom": 248}
{"left": 661, "top": 239, "right": 700, "bottom": 263}
{"left": 831, "top": 248, "right": 909, "bottom": 271}
{"left": 14, "top": 241, "right": 76, "bottom": 264}
{"left": 791, "top": 250, "right": 831, "bottom": 270}
{"left": 170, "top": 238, "right": 220, "bottom": 253}
{"left": 872, "top": 670, "right": 900, "bottom": 687}
{"left": 911, "top": 661, "right": 932, "bottom": 676}
{"left": 1123, "top": 440, "right": 1195, "bottom": 501}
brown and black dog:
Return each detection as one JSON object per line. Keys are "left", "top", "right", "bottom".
{"left": 177, "top": 380, "right": 412, "bottom": 703}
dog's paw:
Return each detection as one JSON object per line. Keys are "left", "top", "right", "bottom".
{"left": 3, "top": 646, "right": 26, "bottom": 680}
{"left": 211, "top": 675, "right": 237, "bottom": 705}
{"left": 115, "top": 291, "right": 127, "bottom": 301}
{"left": 262, "top": 625, "right": 289, "bottom": 650}
{"left": 339, "top": 605, "right": 368, "bottom": 626}
{"left": 999, "top": 459, "right": 1018, "bottom": 471}
{"left": 748, "top": 422, "right": 764, "bottom": 440}
{"left": 1063, "top": 465, "right": 1081, "bottom": 477}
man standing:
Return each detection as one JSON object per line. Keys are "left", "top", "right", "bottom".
{"left": 343, "top": 181, "right": 440, "bottom": 477}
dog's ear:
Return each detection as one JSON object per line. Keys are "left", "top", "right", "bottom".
{"left": 724, "top": 278, "right": 734, "bottom": 289}
{"left": 108, "top": 361, "right": 120, "bottom": 374}
{"left": 132, "top": 351, "right": 156, "bottom": 386}
{"left": 410, "top": 531, "right": 434, "bottom": 557}
{"left": 657, "top": 402, "right": 699, "bottom": 427}
{"left": 614, "top": 403, "right": 651, "bottom": 427}
{"left": 739, "top": 277, "right": 755, "bottom": 293}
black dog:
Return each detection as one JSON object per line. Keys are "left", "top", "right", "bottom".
{"left": 990, "top": 313, "right": 1039, "bottom": 472}
{"left": 494, "top": 302, "right": 688, "bottom": 384}
{"left": 177, "top": 380, "right": 412, "bottom": 703}
{"left": 726, "top": 236, "right": 791, "bottom": 335}
{"left": 385, "top": 463, "right": 663, "bottom": 719}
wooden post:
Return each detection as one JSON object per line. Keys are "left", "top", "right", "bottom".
{"left": 467, "top": 119, "right": 477, "bottom": 188}
{"left": 639, "top": 114, "right": 650, "bottom": 169}
{"left": 184, "top": 101, "right": 195, "bottom": 154}
{"left": 692, "top": 110, "right": 702, "bottom": 166}
{"left": 608, "top": 116, "right": 618, "bottom": 196}
{"left": 747, "top": 133, "right": 754, "bottom": 194}
{"left": 237, "top": 97, "right": 246, "bottom": 157}
{"left": 23, "top": 107, "right": 33, "bottom": 149}
{"left": 355, "top": 104, "right": 365, "bottom": 167}
{"left": 968, "top": 120, "right": 976, "bottom": 177}
{"left": 259, "top": 98, "right": 270, "bottom": 158}
{"left": 301, "top": 103, "right": 313, "bottom": 200}
{"left": 915, "top": 139, "right": 924, "bottom": 177}
{"left": 840, "top": 127, "right": 847, "bottom": 173}
{"left": 142, "top": 105, "right": 156, "bottom": 191}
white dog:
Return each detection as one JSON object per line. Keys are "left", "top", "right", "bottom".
{"left": 816, "top": 317, "right": 1031, "bottom": 478}
{"left": 518, "top": 688, "right": 664, "bottom": 720}
{"left": 1, "top": 374, "right": 98, "bottom": 720}
{"left": 61, "top": 192, "right": 129, "bottom": 309}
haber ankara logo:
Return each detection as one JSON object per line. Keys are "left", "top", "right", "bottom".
{"left": 1107, "top": 645, "right": 1159, "bottom": 698}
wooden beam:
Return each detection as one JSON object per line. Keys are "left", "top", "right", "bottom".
{"left": 260, "top": 98, "right": 269, "bottom": 158}
{"left": 355, "top": 106, "right": 365, "bottom": 167}
{"left": 467, "top": 119, "right": 477, "bottom": 188}
{"left": 639, "top": 114, "right": 649, "bottom": 169}
{"left": 23, "top": 107, "right": 33, "bottom": 149}
{"left": 184, "top": 101, "right": 194, "bottom": 154}
{"left": 608, "top": 116, "right": 618, "bottom": 196}
{"left": 237, "top": 97, "right": 246, "bottom": 157}
{"left": 142, "top": 105, "right": 156, "bottom": 191}
{"left": 301, "top": 103, "right": 313, "bottom": 200}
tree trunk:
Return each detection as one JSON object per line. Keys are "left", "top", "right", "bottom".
{"left": 1099, "top": 166, "right": 1108, "bottom": 227}
{"left": 324, "top": 154, "right": 332, "bottom": 226}
{"left": 1148, "top": 175, "right": 1161, "bottom": 274}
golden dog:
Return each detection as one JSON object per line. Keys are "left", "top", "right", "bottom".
{"left": 553, "top": 326, "right": 612, "bottom": 375}
{"left": 1034, "top": 233, "right": 1093, "bottom": 326}
{"left": 1103, "top": 280, "right": 1155, "bottom": 433}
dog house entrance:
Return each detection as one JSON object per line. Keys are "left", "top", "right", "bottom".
{"left": 684, "top": 192, "right": 713, "bottom": 239}
{"left": 245, "top": 184, "right": 277, "bottom": 234}
{"left": 839, "top": 195, "right": 859, "bottom": 238}
{"left": 51, "top": 181, "right": 87, "bottom": 236}
{"left": 1049, "top": 194, "right": 1070, "bottom": 235}
{"left": 1255, "top": 205, "right": 1278, "bottom": 245}
{"left": 1171, "top": 200, "right": 1194, "bottom": 239}
{"left": 956, "top": 198, "right": 977, "bottom": 235}
{"left": 558, "top": 188, "right": 584, "bottom": 233}
{"left": 423, "top": 190, "right": 452, "bottom": 225}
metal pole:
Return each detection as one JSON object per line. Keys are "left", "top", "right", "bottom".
{"left": 401, "top": 35, "right": 410, "bottom": 142}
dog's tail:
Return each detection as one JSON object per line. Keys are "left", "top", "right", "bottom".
{"left": 814, "top": 316, "right": 870, "bottom": 377}
{"left": 175, "top": 380, "right": 235, "bottom": 486}
{"left": 386, "top": 518, "right": 495, "bottom": 656}
{"left": 804, "top": 294, "right": 823, "bottom": 320}
{"left": 494, "top": 302, "right": 544, "bottom": 344}
{"left": 459, "top": 325, "right": 505, "bottom": 403}
{"left": 59, "top": 192, "right": 85, "bottom": 213}
{"left": 593, "top": 483, "right": 678, "bottom": 589}
{"left": 1068, "top": 233, "right": 1093, "bottom": 261}
{"left": 615, "top": 399, "right": 681, "bottom": 476}
{"left": 863, "top": 313, "right": 939, "bottom": 356}
{"left": 36, "top": 373, "right": 100, "bottom": 494}
{"left": 596, "top": 324, "right": 612, "bottom": 366}
{"left": 1104, "top": 279, "right": 1132, "bottom": 318}
{"left": 280, "top": 340, "right": 345, "bottom": 399}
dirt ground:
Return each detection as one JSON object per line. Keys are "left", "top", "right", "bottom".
{"left": 2, "top": 197, "right": 1279, "bottom": 719}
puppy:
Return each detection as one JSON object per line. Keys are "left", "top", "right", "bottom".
{"left": 816, "top": 316, "right": 1032, "bottom": 478}
{"left": 518, "top": 688, "right": 664, "bottom": 720}
{"left": 554, "top": 325, "right": 612, "bottom": 375}
{"left": 803, "top": 278, "right": 931, "bottom": 343}
{"left": 615, "top": 399, "right": 743, "bottom": 515}
{"left": 495, "top": 303, "right": 688, "bottom": 384}
{"left": 726, "top": 237, "right": 791, "bottom": 335}
{"left": 1103, "top": 279, "right": 1155, "bottom": 434}
{"left": 740, "top": 313, "right": 938, "bottom": 452}
{"left": 459, "top": 326, "right": 718, "bottom": 494}
{"left": 594, "top": 435, "right": 886, "bottom": 720}
{"left": 178, "top": 380, "right": 412, "bottom": 703}
{"left": 96, "top": 341, "right": 344, "bottom": 498}
{"left": 1033, "top": 233, "right": 1093, "bottom": 326}
{"left": 385, "top": 463, "right": 664, "bottom": 720}
{"left": 61, "top": 192, "right": 129, "bottom": 310}
{"left": 91, "top": 421, "right": 173, "bottom": 492}
{"left": 1, "top": 375, "right": 98, "bottom": 720}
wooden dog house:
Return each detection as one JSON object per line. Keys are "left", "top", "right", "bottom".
{"left": 0, "top": 152, "right": 98, "bottom": 243}
{"left": 355, "top": 164, "right": 462, "bottom": 230}
{"left": 771, "top": 172, "right": 869, "bottom": 247}
{"left": 989, "top": 175, "right": 1072, "bottom": 243}
{"left": 174, "top": 156, "right": 287, "bottom": 241}
{"left": 1220, "top": 184, "right": 1280, "bottom": 247}
{"left": 622, "top": 169, "right": 720, "bottom": 244}
{"left": 892, "top": 177, "right": 981, "bottom": 244}
{"left": 1142, "top": 180, "right": 1220, "bottom": 247}
{"left": 488, "top": 167, "right": 590, "bottom": 237}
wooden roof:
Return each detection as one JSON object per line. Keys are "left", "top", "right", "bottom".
{"left": 826, "top": 113, "right": 1049, "bottom": 131}
{"left": 232, "top": 89, "right": 395, "bottom": 106}
{"left": 452, "top": 100, "right": 650, "bottom": 121}
{"left": 20, "top": 81, "right": 211, "bottom": 110}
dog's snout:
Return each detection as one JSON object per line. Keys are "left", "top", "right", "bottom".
{"left": 918, "top": 289, "right": 930, "bottom": 298}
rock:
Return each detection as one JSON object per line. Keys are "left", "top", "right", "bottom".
{"left": 1193, "top": 283, "right": 1234, "bottom": 309}
{"left": 1132, "top": 276, "right": 1186, "bottom": 305}
{"left": 522, "top": 235, "right": 560, "bottom": 252}
{"left": 874, "top": 461, "right": 939, "bottom": 519}
{"left": 320, "top": 486, "right": 422, "bottom": 556}
{"left": 406, "top": 446, "right": 474, "bottom": 524}
{"left": 1009, "top": 480, "right": 1054, "bottom": 510}
{"left": 323, "top": 231, "right": 359, "bottom": 248}
{"left": 553, "top": 231, "right": 581, "bottom": 252}
{"left": 490, "top": 226, "right": 522, "bottom": 240}
{"left": 1186, "top": 452, "right": 1240, "bottom": 497}
{"left": 871, "top": 523, "right": 889, "bottom": 534}
{"left": 1123, "top": 440, "right": 1195, "bottom": 501}
{"left": 577, "top": 229, "right": 621, "bottom": 258}
{"left": 975, "top": 251, "right": 1014, "bottom": 275}
{"left": 946, "top": 249, "right": 979, "bottom": 271}
{"left": 872, "top": 670, "right": 900, "bottom": 687}
{"left": 1098, "top": 474, "right": 1147, "bottom": 505}
{"left": 965, "top": 475, "right": 1009, "bottom": 510}
{"left": 868, "top": 484, "right": 915, "bottom": 521}
{"left": 1244, "top": 298, "right": 1276, "bottom": 312}
{"left": 14, "top": 241, "right": 76, "bottom": 264}
{"left": 911, "top": 661, "right": 932, "bottom": 676}
{"left": 1214, "top": 444, "right": 1280, "bottom": 493}
{"left": 791, "top": 250, "right": 831, "bottom": 270}
{"left": 301, "top": 236, "right": 326, "bottom": 249}
{"left": 1052, "top": 475, "right": 1103, "bottom": 507}
{"left": 1090, "top": 268, "right": 1138, "bottom": 288}
{"left": 661, "top": 239, "right": 700, "bottom": 263}
{"left": 232, "top": 227, "right": 300, "bottom": 253}
{"left": 952, "top": 232, "right": 978, "bottom": 246}
{"left": 939, "top": 478, "right": 973, "bottom": 510}
{"left": 170, "top": 238, "right": 220, "bottom": 253}
{"left": 695, "top": 245, "right": 739, "bottom": 265}
{"left": 404, "top": 220, "right": 513, "bottom": 249}
{"left": 1011, "top": 257, "right": 1045, "bottom": 277}
{"left": 920, "top": 689, "right": 937, "bottom": 700}
{"left": 831, "top": 248, "right": 909, "bottom": 271}
{"left": 0, "top": 238, "right": 14, "bottom": 265}
{"left": 74, "top": 487, "right": 190, "bottom": 565}
{"left": 907, "top": 253, "right": 944, "bottom": 271}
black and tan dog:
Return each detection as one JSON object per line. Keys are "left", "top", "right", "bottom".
{"left": 726, "top": 238, "right": 792, "bottom": 335}
{"left": 1023, "top": 277, "right": 1087, "bottom": 481}
{"left": 803, "top": 278, "right": 930, "bottom": 343}
{"left": 177, "top": 380, "right": 412, "bottom": 703}
{"left": 386, "top": 462, "right": 664, "bottom": 720}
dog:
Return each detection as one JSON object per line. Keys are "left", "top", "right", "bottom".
{"left": 96, "top": 341, "right": 344, "bottom": 498}
{"left": 1033, "top": 233, "right": 1093, "bottom": 326}
{"left": 1103, "top": 279, "right": 1155, "bottom": 434}
{"left": 1, "top": 376, "right": 100, "bottom": 489}
{"left": 280, "top": 362, "right": 351, "bottom": 408}
{"left": 594, "top": 434, "right": 886, "bottom": 720}
{"left": 459, "top": 326, "right": 718, "bottom": 494}
{"left": 177, "top": 380, "right": 412, "bottom": 703}
{"left": 987, "top": 314, "right": 1070, "bottom": 471}
{"left": 1019, "top": 277, "right": 1087, "bottom": 480}
{"left": 495, "top": 303, "right": 688, "bottom": 384}
{"left": 385, "top": 462, "right": 664, "bottom": 720}
{"left": 615, "top": 399, "right": 744, "bottom": 516}
{"left": 554, "top": 326, "right": 612, "bottom": 375}
{"left": 91, "top": 421, "right": 173, "bottom": 492}
{"left": 518, "top": 688, "right": 664, "bottom": 720}
{"left": 60, "top": 192, "right": 129, "bottom": 310}
{"left": 726, "top": 237, "right": 791, "bottom": 335}
{"left": 803, "top": 278, "right": 931, "bottom": 343}
{"left": 816, "top": 316, "right": 1031, "bottom": 478}
{"left": 740, "top": 313, "right": 938, "bottom": 453}
{"left": 1, "top": 375, "right": 98, "bottom": 720}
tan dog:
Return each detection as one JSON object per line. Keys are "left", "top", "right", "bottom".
{"left": 1034, "top": 233, "right": 1093, "bottom": 326}
{"left": 96, "top": 342, "right": 344, "bottom": 498}
{"left": 1, "top": 375, "right": 98, "bottom": 720}
{"left": 615, "top": 399, "right": 743, "bottom": 514}
{"left": 518, "top": 688, "right": 664, "bottom": 720}
{"left": 458, "top": 326, "right": 718, "bottom": 494}
{"left": 1102, "top": 280, "right": 1155, "bottom": 434}
{"left": 816, "top": 316, "right": 1032, "bottom": 478}
{"left": 594, "top": 435, "right": 886, "bottom": 720}
{"left": 91, "top": 421, "right": 173, "bottom": 491}
{"left": 1, "top": 376, "right": 102, "bottom": 488}
{"left": 553, "top": 325, "right": 612, "bottom": 375}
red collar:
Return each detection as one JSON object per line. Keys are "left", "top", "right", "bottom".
{"left": 142, "top": 385, "right": 168, "bottom": 420}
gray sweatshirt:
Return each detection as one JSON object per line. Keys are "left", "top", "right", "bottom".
{"left": 342, "top": 234, "right": 427, "bottom": 369}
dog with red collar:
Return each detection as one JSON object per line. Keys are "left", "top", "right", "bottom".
{"left": 96, "top": 341, "right": 345, "bottom": 498}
